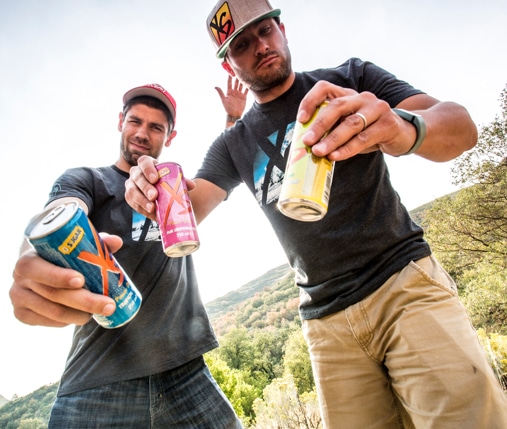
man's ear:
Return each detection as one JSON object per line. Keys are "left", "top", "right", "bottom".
{"left": 165, "top": 130, "right": 177, "bottom": 147}
{"left": 117, "top": 112, "right": 124, "bottom": 132}
{"left": 221, "top": 61, "right": 235, "bottom": 76}
{"left": 279, "top": 22, "right": 288, "bottom": 44}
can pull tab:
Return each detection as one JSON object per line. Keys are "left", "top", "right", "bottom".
{"left": 42, "top": 205, "right": 67, "bottom": 225}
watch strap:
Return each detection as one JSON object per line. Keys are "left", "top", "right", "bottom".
{"left": 392, "top": 108, "right": 427, "bottom": 155}
{"left": 226, "top": 114, "right": 241, "bottom": 123}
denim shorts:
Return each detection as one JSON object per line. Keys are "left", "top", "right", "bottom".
{"left": 48, "top": 356, "right": 242, "bottom": 428}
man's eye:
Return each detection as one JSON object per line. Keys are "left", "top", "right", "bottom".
{"left": 259, "top": 25, "right": 271, "bottom": 36}
{"left": 234, "top": 40, "right": 247, "bottom": 51}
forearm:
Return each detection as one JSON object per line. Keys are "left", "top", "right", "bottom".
{"left": 190, "top": 178, "right": 227, "bottom": 224}
{"left": 396, "top": 99, "right": 478, "bottom": 162}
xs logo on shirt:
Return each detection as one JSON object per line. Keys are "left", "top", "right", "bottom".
{"left": 131, "top": 211, "right": 161, "bottom": 242}
{"left": 253, "top": 122, "right": 294, "bottom": 206}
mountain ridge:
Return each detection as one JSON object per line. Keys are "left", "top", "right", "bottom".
{"left": 205, "top": 263, "right": 292, "bottom": 320}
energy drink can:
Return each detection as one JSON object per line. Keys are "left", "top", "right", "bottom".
{"left": 155, "top": 162, "right": 200, "bottom": 257}
{"left": 25, "top": 202, "right": 142, "bottom": 329}
{"left": 278, "top": 102, "right": 335, "bottom": 221}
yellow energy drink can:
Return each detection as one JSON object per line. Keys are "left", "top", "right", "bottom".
{"left": 277, "top": 102, "right": 334, "bottom": 222}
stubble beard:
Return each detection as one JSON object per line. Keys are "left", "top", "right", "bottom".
{"left": 236, "top": 47, "right": 292, "bottom": 93}
{"left": 120, "top": 138, "right": 162, "bottom": 167}
{"left": 121, "top": 143, "right": 141, "bottom": 167}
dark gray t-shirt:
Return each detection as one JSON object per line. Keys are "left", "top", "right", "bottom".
{"left": 47, "top": 165, "right": 218, "bottom": 396}
{"left": 196, "top": 58, "right": 431, "bottom": 320}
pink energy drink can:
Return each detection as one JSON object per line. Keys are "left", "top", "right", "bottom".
{"left": 155, "top": 162, "right": 200, "bottom": 257}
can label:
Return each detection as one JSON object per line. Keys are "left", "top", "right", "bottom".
{"left": 278, "top": 102, "right": 334, "bottom": 221}
{"left": 25, "top": 202, "right": 142, "bottom": 328}
{"left": 155, "top": 162, "right": 200, "bottom": 257}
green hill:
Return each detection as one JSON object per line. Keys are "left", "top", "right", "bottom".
{"left": 205, "top": 263, "right": 292, "bottom": 320}
{"left": 208, "top": 265, "right": 298, "bottom": 336}
{"left": 0, "top": 395, "right": 8, "bottom": 409}
{"left": 409, "top": 190, "right": 459, "bottom": 225}
{"left": 0, "top": 383, "right": 58, "bottom": 429}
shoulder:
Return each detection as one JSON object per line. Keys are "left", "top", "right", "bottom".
{"left": 298, "top": 58, "right": 371, "bottom": 90}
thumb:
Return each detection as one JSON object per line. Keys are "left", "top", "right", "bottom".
{"left": 215, "top": 87, "right": 225, "bottom": 101}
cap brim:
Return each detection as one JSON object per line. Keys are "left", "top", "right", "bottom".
{"left": 123, "top": 87, "right": 176, "bottom": 123}
{"left": 216, "top": 9, "right": 281, "bottom": 59}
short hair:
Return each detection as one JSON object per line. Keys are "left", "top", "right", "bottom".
{"left": 123, "top": 96, "right": 174, "bottom": 131}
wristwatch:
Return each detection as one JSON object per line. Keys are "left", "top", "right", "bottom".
{"left": 392, "top": 108, "right": 426, "bottom": 155}
{"left": 226, "top": 114, "right": 241, "bottom": 123}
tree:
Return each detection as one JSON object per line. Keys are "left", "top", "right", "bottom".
{"left": 17, "top": 418, "right": 46, "bottom": 429}
{"left": 423, "top": 85, "right": 507, "bottom": 278}
{"left": 476, "top": 328, "right": 507, "bottom": 391}
{"left": 421, "top": 85, "right": 507, "bottom": 390}
{"left": 219, "top": 327, "right": 255, "bottom": 371}
{"left": 459, "top": 262, "right": 507, "bottom": 335}
{"left": 251, "top": 374, "right": 321, "bottom": 429}
{"left": 283, "top": 329, "right": 315, "bottom": 394}
{"left": 451, "top": 85, "right": 507, "bottom": 188}
{"left": 204, "top": 351, "right": 260, "bottom": 425}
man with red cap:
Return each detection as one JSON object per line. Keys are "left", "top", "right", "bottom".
{"left": 10, "top": 84, "right": 242, "bottom": 428}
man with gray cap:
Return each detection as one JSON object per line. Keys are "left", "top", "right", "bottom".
{"left": 9, "top": 84, "right": 242, "bottom": 428}
{"left": 125, "top": 0, "right": 507, "bottom": 427}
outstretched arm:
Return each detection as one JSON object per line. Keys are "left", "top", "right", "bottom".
{"left": 297, "top": 81, "right": 477, "bottom": 162}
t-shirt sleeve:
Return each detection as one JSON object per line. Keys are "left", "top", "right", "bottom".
{"left": 348, "top": 58, "right": 424, "bottom": 107}
{"left": 46, "top": 167, "right": 95, "bottom": 212}
{"left": 195, "top": 133, "right": 243, "bottom": 198}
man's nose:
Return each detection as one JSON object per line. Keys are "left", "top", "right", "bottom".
{"left": 135, "top": 125, "right": 149, "bottom": 139}
{"left": 254, "top": 37, "right": 270, "bottom": 56}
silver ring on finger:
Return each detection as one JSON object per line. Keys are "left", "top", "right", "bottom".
{"left": 356, "top": 112, "right": 368, "bottom": 131}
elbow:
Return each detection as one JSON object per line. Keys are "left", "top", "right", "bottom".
{"left": 466, "top": 123, "right": 479, "bottom": 151}
{"left": 449, "top": 110, "right": 478, "bottom": 159}
{"left": 454, "top": 118, "right": 478, "bottom": 157}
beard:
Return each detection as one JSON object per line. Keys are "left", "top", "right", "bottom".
{"left": 120, "top": 138, "right": 163, "bottom": 167}
{"left": 121, "top": 147, "right": 141, "bottom": 167}
{"left": 234, "top": 46, "right": 292, "bottom": 93}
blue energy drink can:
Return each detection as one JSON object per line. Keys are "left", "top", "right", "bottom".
{"left": 24, "top": 202, "right": 142, "bottom": 328}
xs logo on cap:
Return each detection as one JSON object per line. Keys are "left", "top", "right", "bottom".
{"left": 209, "top": 2, "right": 235, "bottom": 46}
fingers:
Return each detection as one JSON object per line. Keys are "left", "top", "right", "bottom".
{"left": 10, "top": 283, "right": 79, "bottom": 327}
{"left": 14, "top": 251, "right": 85, "bottom": 289}
{"left": 137, "top": 155, "right": 160, "bottom": 184}
{"left": 309, "top": 109, "right": 378, "bottom": 159}
{"left": 11, "top": 281, "right": 113, "bottom": 327}
{"left": 231, "top": 78, "right": 248, "bottom": 95}
{"left": 297, "top": 81, "right": 351, "bottom": 125}
{"left": 185, "top": 177, "right": 196, "bottom": 191}
{"left": 214, "top": 86, "right": 226, "bottom": 101}
{"left": 99, "top": 233, "right": 123, "bottom": 253}
{"left": 10, "top": 251, "right": 116, "bottom": 327}
{"left": 298, "top": 82, "right": 393, "bottom": 160}
{"left": 125, "top": 156, "right": 159, "bottom": 220}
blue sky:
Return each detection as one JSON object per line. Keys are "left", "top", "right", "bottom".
{"left": 1, "top": 0, "right": 506, "bottom": 399}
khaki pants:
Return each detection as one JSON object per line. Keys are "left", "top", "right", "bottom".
{"left": 303, "top": 256, "right": 507, "bottom": 428}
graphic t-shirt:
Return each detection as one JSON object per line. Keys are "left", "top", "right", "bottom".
{"left": 196, "top": 58, "right": 431, "bottom": 320}
{"left": 47, "top": 165, "right": 217, "bottom": 395}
